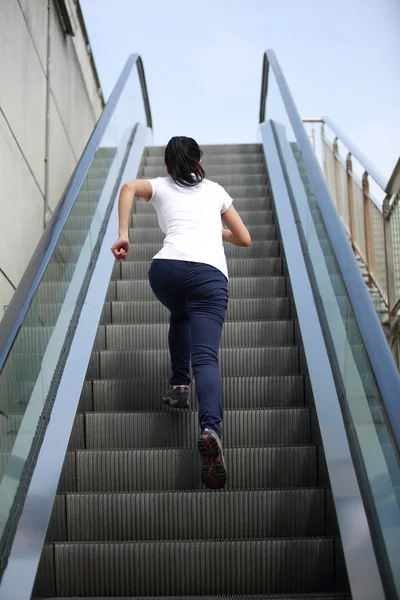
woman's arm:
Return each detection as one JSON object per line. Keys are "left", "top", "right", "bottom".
{"left": 221, "top": 205, "right": 251, "bottom": 247}
{"left": 111, "top": 179, "right": 152, "bottom": 259}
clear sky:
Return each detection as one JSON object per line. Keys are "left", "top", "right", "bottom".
{"left": 80, "top": 0, "right": 399, "bottom": 181}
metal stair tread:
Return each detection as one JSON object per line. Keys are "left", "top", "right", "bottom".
{"left": 58, "top": 445, "right": 322, "bottom": 492}
{"left": 33, "top": 141, "right": 349, "bottom": 598}
{"left": 35, "top": 538, "right": 338, "bottom": 596}
{"left": 40, "top": 591, "right": 350, "bottom": 598}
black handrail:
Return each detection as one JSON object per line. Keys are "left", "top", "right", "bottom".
{"left": 0, "top": 53, "right": 152, "bottom": 374}
{"left": 259, "top": 49, "right": 400, "bottom": 449}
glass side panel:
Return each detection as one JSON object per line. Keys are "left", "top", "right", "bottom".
{"left": 265, "top": 67, "right": 400, "bottom": 594}
{"left": 0, "top": 63, "right": 150, "bottom": 539}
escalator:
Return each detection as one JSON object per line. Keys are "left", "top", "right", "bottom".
{"left": 0, "top": 50, "right": 399, "bottom": 600}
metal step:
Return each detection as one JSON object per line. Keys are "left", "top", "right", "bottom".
{"left": 76, "top": 408, "right": 312, "bottom": 450}
{"left": 137, "top": 173, "right": 269, "bottom": 187}
{"left": 43, "top": 596, "right": 350, "bottom": 600}
{"left": 113, "top": 277, "right": 287, "bottom": 301}
{"left": 102, "top": 298, "right": 293, "bottom": 324}
{"left": 53, "top": 488, "right": 330, "bottom": 542}
{"left": 31, "top": 141, "right": 350, "bottom": 598}
{"left": 94, "top": 347, "right": 300, "bottom": 379}
{"left": 102, "top": 321, "right": 295, "bottom": 350}
{"left": 134, "top": 196, "right": 271, "bottom": 213}
{"left": 142, "top": 162, "right": 266, "bottom": 177}
{"left": 129, "top": 211, "right": 275, "bottom": 228}
{"left": 38, "top": 538, "right": 336, "bottom": 597}
{"left": 56, "top": 240, "right": 280, "bottom": 264}
{"left": 81, "top": 375, "right": 309, "bottom": 412}
{"left": 60, "top": 446, "right": 320, "bottom": 492}
{"left": 147, "top": 143, "right": 262, "bottom": 156}
{"left": 61, "top": 223, "right": 278, "bottom": 246}
{"left": 118, "top": 241, "right": 280, "bottom": 261}
{"left": 145, "top": 153, "right": 264, "bottom": 166}
{"left": 115, "top": 258, "right": 282, "bottom": 280}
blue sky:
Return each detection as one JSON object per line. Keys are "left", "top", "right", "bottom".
{"left": 80, "top": 0, "right": 399, "bottom": 181}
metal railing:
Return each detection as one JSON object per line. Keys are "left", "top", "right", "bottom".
{"left": 0, "top": 53, "right": 152, "bottom": 593}
{"left": 260, "top": 49, "right": 400, "bottom": 598}
{"left": 303, "top": 117, "right": 400, "bottom": 365}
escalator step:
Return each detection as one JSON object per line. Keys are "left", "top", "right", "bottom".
{"left": 120, "top": 241, "right": 280, "bottom": 260}
{"left": 97, "top": 347, "right": 300, "bottom": 378}
{"left": 130, "top": 211, "right": 274, "bottom": 228}
{"left": 32, "top": 139, "right": 350, "bottom": 599}
{"left": 145, "top": 152, "right": 264, "bottom": 166}
{"left": 117, "top": 258, "right": 282, "bottom": 280}
{"left": 135, "top": 195, "right": 270, "bottom": 213}
{"left": 115, "top": 277, "right": 287, "bottom": 301}
{"left": 53, "top": 239, "right": 280, "bottom": 264}
{"left": 63, "top": 489, "right": 326, "bottom": 541}
{"left": 81, "top": 409, "right": 311, "bottom": 450}
{"left": 71, "top": 446, "right": 318, "bottom": 492}
{"left": 106, "top": 298, "right": 292, "bottom": 323}
{"left": 104, "top": 321, "right": 295, "bottom": 349}
{"left": 142, "top": 162, "right": 267, "bottom": 177}
{"left": 87, "top": 375, "right": 307, "bottom": 411}
{"left": 124, "top": 224, "right": 278, "bottom": 243}
{"left": 45, "top": 596, "right": 351, "bottom": 600}
{"left": 147, "top": 143, "right": 262, "bottom": 156}
{"left": 43, "top": 538, "right": 335, "bottom": 596}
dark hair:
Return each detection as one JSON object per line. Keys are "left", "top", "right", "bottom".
{"left": 164, "top": 136, "right": 205, "bottom": 187}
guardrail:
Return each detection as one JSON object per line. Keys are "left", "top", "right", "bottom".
{"left": 260, "top": 49, "right": 400, "bottom": 597}
{"left": 303, "top": 117, "right": 400, "bottom": 366}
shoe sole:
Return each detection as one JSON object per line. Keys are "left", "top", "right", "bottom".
{"left": 197, "top": 431, "right": 227, "bottom": 489}
{"left": 163, "top": 396, "right": 190, "bottom": 409}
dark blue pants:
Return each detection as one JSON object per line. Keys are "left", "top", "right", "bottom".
{"left": 149, "top": 259, "right": 228, "bottom": 437}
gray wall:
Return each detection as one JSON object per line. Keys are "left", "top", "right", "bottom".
{"left": 0, "top": 0, "right": 103, "bottom": 317}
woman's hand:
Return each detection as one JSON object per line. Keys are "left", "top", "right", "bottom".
{"left": 111, "top": 236, "right": 130, "bottom": 260}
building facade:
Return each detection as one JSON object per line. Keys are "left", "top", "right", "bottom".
{"left": 0, "top": 0, "right": 104, "bottom": 317}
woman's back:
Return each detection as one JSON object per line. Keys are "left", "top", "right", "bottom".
{"left": 149, "top": 176, "right": 232, "bottom": 279}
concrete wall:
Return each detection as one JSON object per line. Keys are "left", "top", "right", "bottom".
{"left": 0, "top": 0, "right": 103, "bottom": 318}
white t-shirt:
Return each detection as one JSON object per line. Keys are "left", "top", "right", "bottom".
{"left": 147, "top": 176, "right": 233, "bottom": 279}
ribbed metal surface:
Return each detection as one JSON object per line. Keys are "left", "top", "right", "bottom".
{"left": 143, "top": 162, "right": 266, "bottom": 177}
{"left": 127, "top": 223, "right": 278, "bottom": 242}
{"left": 97, "top": 347, "right": 299, "bottom": 378}
{"left": 106, "top": 298, "right": 292, "bottom": 324}
{"left": 69, "top": 415, "right": 85, "bottom": 450}
{"left": 130, "top": 210, "right": 274, "bottom": 229}
{"left": 46, "top": 495, "right": 67, "bottom": 542}
{"left": 33, "top": 544, "right": 56, "bottom": 598}
{"left": 115, "top": 276, "right": 286, "bottom": 301}
{"left": 34, "top": 143, "right": 349, "bottom": 598}
{"left": 103, "top": 321, "right": 295, "bottom": 350}
{"left": 79, "top": 381, "right": 93, "bottom": 411}
{"left": 81, "top": 409, "right": 310, "bottom": 450}
{"left": 87, "top": 375, "right": 306, "bottom": 412}
{"left": 146, "top": 152, "right": 265, "bottom": 166}
{"left": 116, "top": 258, "right": 282, "bottom": 281}
{"left": 47, "top": 596, "right": 351, "bottom": 599}
{"left": 135, "top": 196, "right": 270, "bottom": 213}
{"left": 147, "top": 143, "right": 262, "bottom": 156}
{"left": 122, "top": 240, "right": 280, "bottom": 260}
{"left": 65, "top": 489, "right": 326, "bottom": 541}
{"left": 75, "top": 447, "right": 318, "bottom": 492}
{"left": 52, "top": 539, "right": 334, "bottom": 596}
{"left": 58, "top": 452, "right": 77, "bottom": 493}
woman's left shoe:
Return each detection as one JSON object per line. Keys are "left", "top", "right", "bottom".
{"left": 197, "top": 428, "right": 227, "bottom": 489}
{"left": 163, "top": 385, "right": 190, "bottom": 409}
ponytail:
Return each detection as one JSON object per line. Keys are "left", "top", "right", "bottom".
{"left": 164, "top": 136, "right": 205, "bottom": 187}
